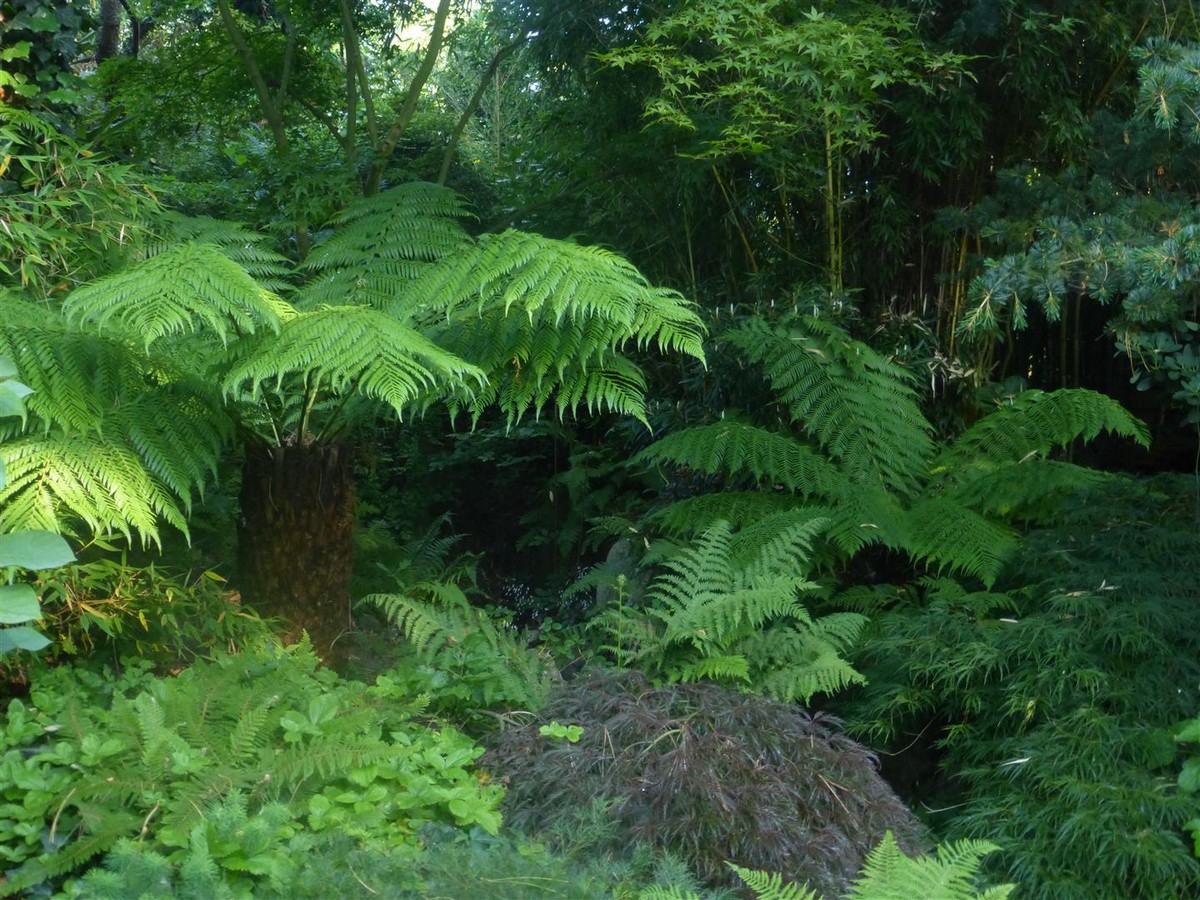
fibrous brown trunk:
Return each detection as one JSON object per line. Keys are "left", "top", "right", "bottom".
{"left": 238, "top": 444, "right": 355, "bottom": 664}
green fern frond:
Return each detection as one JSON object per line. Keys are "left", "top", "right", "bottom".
{"left": 0, "top": 432, "right": 195, "bottom": 541}
{"left": 296, "top": 183, "right": 471, "bottom": 309}
{"left": 728, "top": 864, "right": 820, "bottom": 900}
{"left": 845, "top": 831, "right": 1015, "bottom": 900}
{"left": 648, "top": 520, "right": 738, "bottom": 606}
{"left": 617, "top": 521, "right": 866, "bottom": 701}
{"left": 155, "top": 211, "right": 294, "bottom": 291}
{"left": 269, "top": 735, "right": 395, "bottom": 786}
{"left": 659, "top": 586, "right": 807, "bottom": 650}
{"left": 726, "top": 317, "right": 933, "bottom": 495}
{"left": 404, "top": 230, "right": 706, "bottom": 423}
{"left": 222, "top": 306, "right": 484, "bottom": 417}
{"left": 647, "top": 491, "right": 803, "bottom": 535}
{"left": 63, "top": 243, "right": 287, "bottom": 350}
{"left": 635, "top": 420, "right": 846, "bottom": 497}
{"left": 943, "top": 389, "right": 1150, "bottom": 465}
{"left": 637, "top": 887, "right": 703, "bottom": 900}
{"left": 669, "top": 653, "right": 753, "bottom": 683}
{"left": 904, "top": 497, "right": 1019, "bottom": 587}
{"left": 0, "top": 316, "right": 226, "bottom": 540}
{"left": 366, "top": 588, "right": 474, "bottom": 656}
{"left": 730, "top": 512, "right": 829, "bottom": 581}
{"left": 311, "top": 182, "right": 472, "bottom": 264}
{"left": 0, "top": 821, "right": 141, "bottom": 898}
{"left": 941, "top": 458, "right": 1112, "bottom": 523}
{"left": 739, "top": 625, "right": 868, "bottom": 702}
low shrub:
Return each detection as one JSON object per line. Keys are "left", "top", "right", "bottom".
{"left": 481, "top": 669, "right": 926, "bottom": 895}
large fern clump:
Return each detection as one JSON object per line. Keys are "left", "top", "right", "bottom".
{"left": 848, "top": 473, "right": 1200, "bottom": 899}
{"left": 636, "top": 314, "right": 1148, "bottom": 587}
{"left": 589, "top": 517, "right": 866, "bottom": 703}
{"left": 481, "top": 669, "right": 927, "bottom": 896}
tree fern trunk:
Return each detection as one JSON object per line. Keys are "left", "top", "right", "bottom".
{"left": 237, "top": 444, "right": 355, "bottom": 665}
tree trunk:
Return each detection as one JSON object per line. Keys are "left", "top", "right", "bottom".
{"left": 238, "top": 444, "right": 355, "bottom": 664}
{"left": 96, "top": 0, "right": 121, "bottom": 62}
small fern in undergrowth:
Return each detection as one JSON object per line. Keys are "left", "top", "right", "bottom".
{"left": 708, "top": 832, "right": 1013, "bottom": 899}
{"left": 0, "top": 643, "right": 503, "bottom": 897}
{"left": 589, "top": 517, "right": 866, "bottom": 704}
{"left": 362, "top": 527, "right": 554, "bottom": 723}
{"left": 697, "top": 831, "right": 1013, "bottom": 900}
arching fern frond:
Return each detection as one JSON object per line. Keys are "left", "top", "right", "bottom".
{"left": 903, "top": 498, "right": 1018, "bottom": 588}
{"left": 729, "top": 512, "right": 831, "bottom": 581}
{"left": 0, "top": 431, "right": 195, "bottom": 542}
{"left": 725, "top": 317, "right": 933, "bottom": 496}
{"left": 154, "top": 211, "right": 294, "bottom": 291}
{"left": 941, "top": 458, "right": 1113, "bottom": 523}
{"left": 635, "top": 420, "right": 847, "bottom": 498}
{"left": 403, "top": 230, "right": 706, "bottom": 424}
{"left": 601, "top": 520, "right": 865, "bottom": 703}
{"left": 366, "top": 584, "right": 476, "bottom": 657}
{"left": 942, "top": 388, "right": 1149, "bottom": 466}
{"left": 63, "top": 243, "right": 287, "bottom": 350}
{"left": 222, "top": 306, "right": 484, "bottom": 418}
{"left": 727, "top": 865, "right": 819, "bottom": 900}
{"left": 297, "top": 182, "right": 472, "bottom": 309}
{"left": 0, "top": 309, "right": 228, "bottom": 542}
{"left": 647, "top": 491, "right": 803, "bottom": 535}
{"left": 740, "top": 624, "right": 868, "bottom": 702}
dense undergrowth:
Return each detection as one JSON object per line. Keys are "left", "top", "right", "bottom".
{"left": 7, "top": 24, "right": 1200, "bottom": 891}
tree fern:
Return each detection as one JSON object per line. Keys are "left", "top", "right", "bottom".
{"left": 647, "top": 491, "right": 805, "bottom": 535}
{"left": 297, "top": 182, "right": 472, "bottom": 310}
{"left": 725, "top": 317, "right": 933, "bottom": 496}
{"left": 154, "top": 211, "right": 294, "bottom": 291}
{"left": 0, "top": 310, "right": 227, "bottom": 541}
{"left": 635, "top": 419, "right": 846, "bottom": 498}
{"left": 221, "top": 306, "right": 484, "bottom": 418}
{"left": 903, "top": 497, "right": 1018, "bottom": 588}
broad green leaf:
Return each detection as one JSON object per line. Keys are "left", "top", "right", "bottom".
{"left": 0, "top": 531, "right": 75, "bottom": 569}
{"left": 0, "top": 625, "right": 51, "bottom": 653}
{"left": 1179, "top": 756, "right": 1200, "bottom": 793}
{"left": 1177, "top": 718, "right": 1200, "bottom": 743}
{"left": 0, "top": 380, "right": 32, "bottom": 418}
{"left": 0, "top": 583, "right": 40, "bottom": 624}
{"left": 0, "top": 41, "right": 32, "bottom": 62}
